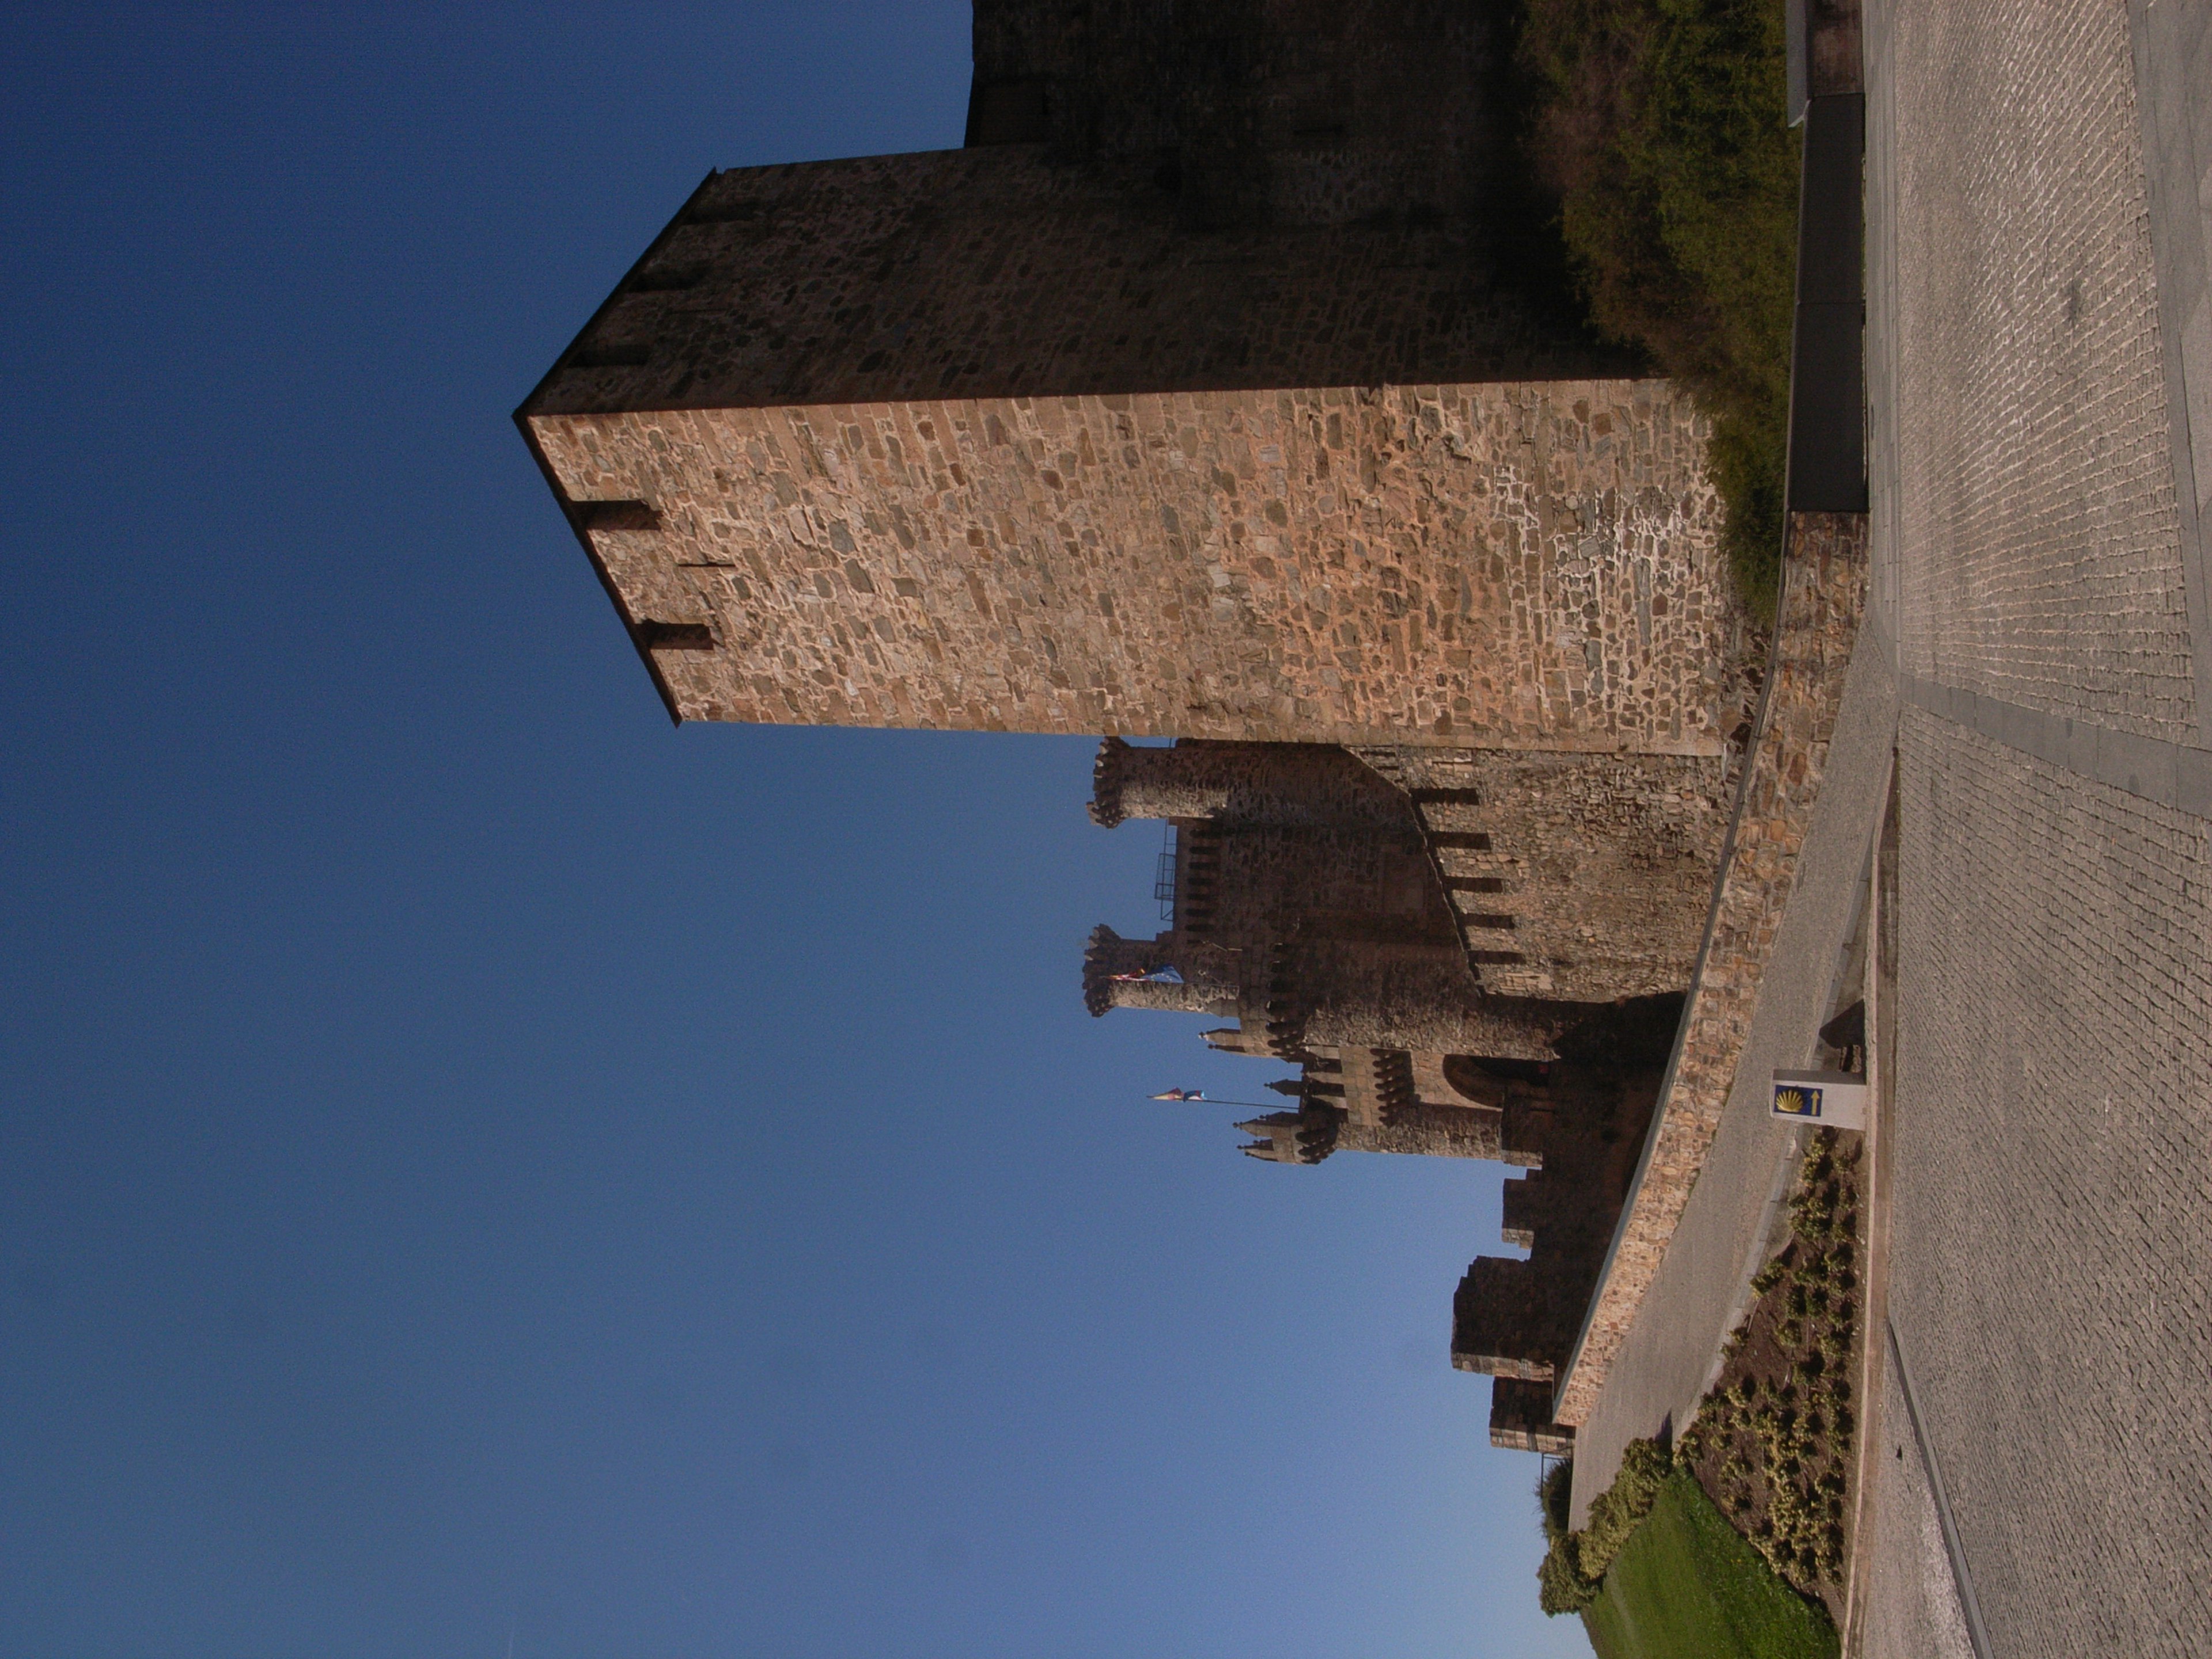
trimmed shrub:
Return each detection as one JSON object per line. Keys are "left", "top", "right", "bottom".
{"left": 1538, "top": 1437, "right": 1675, "bottom": 1615}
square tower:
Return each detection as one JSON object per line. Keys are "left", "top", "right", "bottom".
{"left": 516, "top": 4, "right": 1749, "bottom": 749}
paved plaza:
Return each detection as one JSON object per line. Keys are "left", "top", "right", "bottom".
{"left": 1573, "top": 1, "right": 2212, "bottom": 1651}
{"left": 1860, "top": 0, "right": 2212, "bottom": 1651}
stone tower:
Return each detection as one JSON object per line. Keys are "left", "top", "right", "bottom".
{"left": 514, "top": 2, "right": 1747, "bottom": 747}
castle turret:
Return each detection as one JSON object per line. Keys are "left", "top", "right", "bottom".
{"left": 1260, "top": 936, "right": 1593, "bottom": 1061}
{"left": 1089, "top": 738, "right": 1416, "bottom": 831}
{"left": 1235, "top": 1103, "right": 1343, "bottom": 1165}
{"left": 1081, "top": 925, "right": 1242, "bottom": 1017}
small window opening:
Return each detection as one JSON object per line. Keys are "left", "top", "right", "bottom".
{"left": 571, "top": 341, "right": 652, "bottom": 369}
{"left": 630, "top": 264, "right": 707, "bottom": 293}
{"left": 1447, "top": 876, "right": 1508, "bottom": 894}
{"left": 574, "top": 499, "right": 660, "bottom": 532}
{"left": 635, "top": 620, "right": 715, "bottom": 652}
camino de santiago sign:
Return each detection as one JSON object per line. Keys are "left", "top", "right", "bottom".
{"left": 1771, "top": 1069, "right": 1869, "bottom": 1131}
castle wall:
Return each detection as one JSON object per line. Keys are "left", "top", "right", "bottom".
{"left": 520, "top": 148, "right": 1742, "bottom": 749}
{"left": 532, "top": 382, "right": 1736, "bottom": 748}
{"left": 1196, "top": 830, "right": 1440, "bottom": 949}
{"left": 970, "top": 0, "right": 1523, "bottom": 231}
{"left": 1267, "top": 940, "right": 1580, "bottom": 1059}
{"left": 1449, "top": 996, "right": 1676, "bottom": 1411}
{"left": 1354, "top": 745, "right": 1736, "bottom": 1000}
{"left": 524, "top": 148, "right": 1627, "bottom": 415}
{"left": 1082, "top": 736, "right": 1728, "bottom": 1063}
{"left": 1337, "top": 1106, "right": 1505, "bottom": 1161}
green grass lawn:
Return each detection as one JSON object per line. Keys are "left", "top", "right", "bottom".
{"left": 1582, "top": 1472, "right": 1839, "bottom": 1659}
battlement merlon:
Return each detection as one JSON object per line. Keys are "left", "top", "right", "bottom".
{"left": 1450, "top": 1255, "right": 1565, "bottom": 1382}
{"left": 1488, "top": 1378, "right": 1575, "bottom": 1456}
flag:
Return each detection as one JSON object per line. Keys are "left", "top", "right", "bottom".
{"left": 1109, "top": 965, "right": 1184, "bottom": 984}
{"left": 1149, "top": 1088, "right": 1206, "bottom": 1101}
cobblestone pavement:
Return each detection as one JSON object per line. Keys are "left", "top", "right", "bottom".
{"left": 1858, "top": 0, "right": 2212, "bottom": 1653}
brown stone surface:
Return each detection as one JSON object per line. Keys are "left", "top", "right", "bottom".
{"left": 1082, "top": 735, "right": 1733, "bottom": 1052}
{"left": 517, "top": 132, "right": 1747, "bottom": 751}
{"left": 516, "top": 3, "right": 1750, "bottom": 753}
{"left": 969, "top": 0, "right": 1531, "bottom": 232}
{"left": 1356, "top": 744, "right": 1740, "bottom": 1001}
{"left": 1554, "top": 510, "right": 1869, "bottom": 1427}
{"left": 528, "top": 148, "right": 1624, "bottom": 416}
{"left": 526, "top": 369, "right": 1742, "bottom": 749}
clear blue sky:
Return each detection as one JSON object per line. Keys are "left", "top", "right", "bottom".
{"left": 0, "top": 6, "right": 1592, "bottom": 1656}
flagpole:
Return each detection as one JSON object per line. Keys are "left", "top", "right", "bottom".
{"left": 1145, "top": 1097, "right": 1293, "bottom": 1109}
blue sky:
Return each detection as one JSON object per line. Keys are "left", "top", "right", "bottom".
{"left": 0, "top": 6, "right": 1590, "bottom": 1656}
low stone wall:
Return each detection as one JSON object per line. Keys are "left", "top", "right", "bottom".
{"left": 1553, "top": 510, "right": 1869, "bottom": 1426}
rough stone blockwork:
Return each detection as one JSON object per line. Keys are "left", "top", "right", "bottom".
{"left": 532, "top": 383, "right": 1736, "bottom": 749}
{"left": 520, "top": 146, "right": 1747, "bottom": 750}
{"left": 1554, "top": 511, "right": 1868, "bottom": 1426}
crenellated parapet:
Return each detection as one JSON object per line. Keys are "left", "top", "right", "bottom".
{"left": 1452, "top": 1257, "right": 1561, "bottom": 1382}
{"left": 1234, "top": 1103, "right": 1344, "bottom": 1165}
{"left": 1082, "top": 734, "right": 1695, "bottom": 1458}
{"left": 1350, "top": 744, "right": 1742, "bottom": 1002}
{"left": 1445, "top": 994, "right": 1680, "bottom": 1451}
{"left": 1489, "top": 1380, "right": 1576, "bottom": 1456}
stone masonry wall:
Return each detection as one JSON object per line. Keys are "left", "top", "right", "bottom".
{"left": 1090, "top": 737, "right": 1410, "bottom": 828}
{"left": 1357, "top": 745, "right": 1738, "bottom": 1001}
{"left": 527, "top": 148, "right": 1627, "bottom": 415}
{"left": 531, "top": 384, "right": 1738, "bottom": 747}
{"left": 520, "top": 146, "right": 1744, "bottom": 749}
{"left": 1452, "top": 995, "right": 1676, "bottom": 1417}
{"left": 971, "top": 0, "right": 1525, "bottom": 233}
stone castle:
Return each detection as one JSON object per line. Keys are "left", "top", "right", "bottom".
{"left": 516, "top": 1, "right": 1756, "bottom": 1454}
{"left": 1080, "top": 736, "right": 1724, "bottom": 1451}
